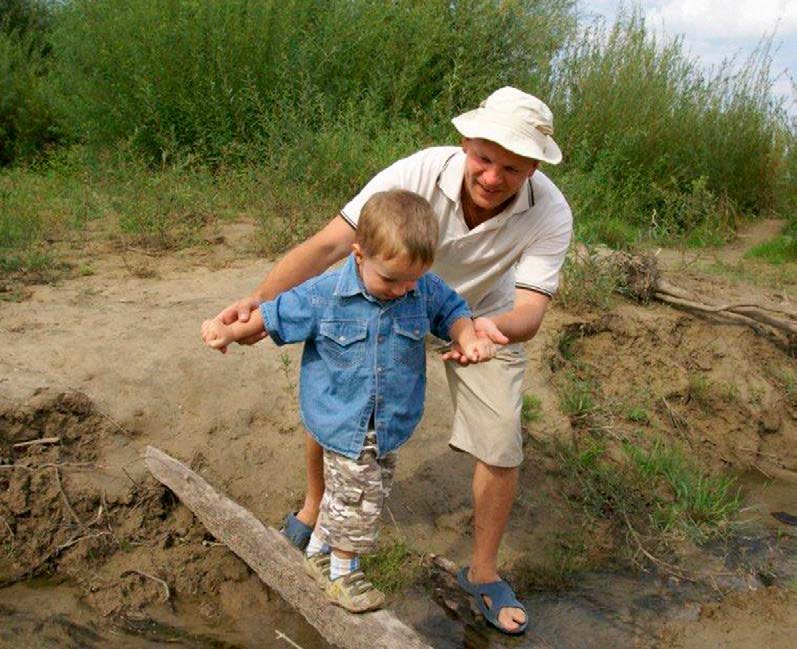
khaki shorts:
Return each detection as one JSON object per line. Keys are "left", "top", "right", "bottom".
{"left": 315, "top": 432, "right": 397, "bottom": 554}
{"left": 443, "top": 342, "right": 527, "bottom": 468}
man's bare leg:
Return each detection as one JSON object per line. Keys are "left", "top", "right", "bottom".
{"left": 468, "top": 460, "right": 526, "bottom": 632}
{"left": 296, "top": 432, "right": 324, "bottom": 527}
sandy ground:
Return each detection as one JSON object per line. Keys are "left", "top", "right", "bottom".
{"left": 0, "top": 218, "right": 795, "bottom": 647}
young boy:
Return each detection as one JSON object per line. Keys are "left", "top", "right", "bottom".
{"left": 201, "top": 190, "right": 495, "bottom": 612}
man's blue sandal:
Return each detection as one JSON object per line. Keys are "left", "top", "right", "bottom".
{"left": 457, "top": 567, "right": 529, "bottom": 636}
{"left": 281, "top": 512, "right": 313, "bottom": 550}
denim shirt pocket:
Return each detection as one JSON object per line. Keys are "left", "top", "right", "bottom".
{"left": 392, "top": 317, "right": 430, "bottom": 371}
{"left": 318, "top": 319, "right": 368, "bottom": 369}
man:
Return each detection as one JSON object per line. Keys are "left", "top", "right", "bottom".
{"left": 214, "top": 87, "right": 572, "bottom": 634}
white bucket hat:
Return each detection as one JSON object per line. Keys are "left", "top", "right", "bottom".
{"left": 451, "top": 86, "right": 562, "bottom": 164}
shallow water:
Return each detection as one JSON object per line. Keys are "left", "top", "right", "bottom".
{"left": 0, "top": 577, "right": 332, "bottom": 649}
{"left": 1, "top": 472, "right": 794, "bottom": 649}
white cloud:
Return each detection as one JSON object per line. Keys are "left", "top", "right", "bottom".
{"left": 644, "top": 0, "right": 797, "bottom": 40}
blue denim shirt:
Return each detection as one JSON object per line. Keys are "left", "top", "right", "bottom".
{"left": 260, "top": 255, "right": 471, "bottom": 459}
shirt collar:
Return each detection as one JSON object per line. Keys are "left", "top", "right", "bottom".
{"left": 333, "top": 255, "right": 365, "bottom": 297}
{"left": 437, "top": 149, "right": 534, "bottom": 217}
{"left": 332, "top": 254, "right": 418, "bottom": 302}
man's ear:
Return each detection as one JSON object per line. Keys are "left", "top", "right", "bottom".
{"left": 527, "top": 160, "right": 540, "bottom": 178}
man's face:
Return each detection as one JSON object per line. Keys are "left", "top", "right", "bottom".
{"left": 461, "top": 138, "right": 539, "bottom": 215}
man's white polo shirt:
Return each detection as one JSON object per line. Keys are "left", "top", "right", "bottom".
{"left": 340, "top": 146, "right": 572, "bottom": 317}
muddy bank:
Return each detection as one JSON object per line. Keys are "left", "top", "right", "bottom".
{"left": 0, "top": 224, "right": 796, "bottom": 647}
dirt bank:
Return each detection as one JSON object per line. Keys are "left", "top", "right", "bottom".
{"left": 1, "top": 219, "right": 795, "bottom": 647}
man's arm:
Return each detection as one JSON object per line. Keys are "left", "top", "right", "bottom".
{"left": 202, "top": 310, "right": 266, "bottom": 350}
{"left": 213, "top": 214, "right": 355, "bottom": 350}
{"left": 486, "top": 288, "right": 550, "bottom": 343}
{"left": 440, "top": 289, "right": 548, "bottom": 364}
{"left": 249, "top": 215, "right": 356, "bottom": 304}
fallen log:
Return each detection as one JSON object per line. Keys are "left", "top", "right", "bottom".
{"left": 144, "top": 445, "right": 433, "bottom": 649}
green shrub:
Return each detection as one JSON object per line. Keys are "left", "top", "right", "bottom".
{"left": 49, "top": 0, "right": 575, "bottom": 164}
{"left": 0, "top": 26, "right": 60, "bottom": 164}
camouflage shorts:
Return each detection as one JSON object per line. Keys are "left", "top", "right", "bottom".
{"left": 315, "top": 432, "right": 398, "bottom": 554}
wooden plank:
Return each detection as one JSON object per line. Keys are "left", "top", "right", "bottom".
{"left": 144, "top": 445, "right": 433, "bottom": 649}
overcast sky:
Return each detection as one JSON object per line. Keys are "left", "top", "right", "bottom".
{"left": 584, "top": 1, "right": 796, "bottom": 113}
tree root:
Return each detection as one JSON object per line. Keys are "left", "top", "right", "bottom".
{"left": 586, "top": 247, "right": 796, "bottom": 350}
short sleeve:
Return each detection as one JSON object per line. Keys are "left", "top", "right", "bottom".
{"left": 339, "top": 157, "right": 415, "bottom": 228}
{"left": 259, "top": 282, "right": 318, "bottom": 346}
{"left": 514, "top": 202, "right": 572, "bottom": 296}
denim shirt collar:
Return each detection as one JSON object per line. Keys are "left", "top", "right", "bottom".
{"left": 333, "top": 255, "right": 364, "bottom": 297}
{"left": 333, "top": 253, "right": 418, "bottom": 302}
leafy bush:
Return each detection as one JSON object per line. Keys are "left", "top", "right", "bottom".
{"left": 49, "top": 0, "right": 575, "bottom": 164}
{"left": 0, "top": 26, "right": 59, "bottom": 164}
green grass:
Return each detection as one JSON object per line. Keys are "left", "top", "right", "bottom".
{"left": 704, "top": 258, "right": 797, "bottom": 288}
{"left": 685, "top": 372, "right": 713, "bottom": 411}
{"left": 361, "top": 537, "right": 423, "bottom": 595}
{"left": 522, "top": 393, "right": 543, "bottom": 425}
{"left": 684, "top": 373, "right": 739, "bottom": 413}
{"left": 744, "top": 235, "right": 797, "bottom": 265}
{"left": 625, "top": 405, "right": 650, "bottom": 424}
{"left": 627, "top": 441, "right": 741, "bottom": 535}
{"left": 559, "top": 437, "right": 742, "bottom": 548}
{"left": 558, "top": 370, "right": 599, "bottom": 423}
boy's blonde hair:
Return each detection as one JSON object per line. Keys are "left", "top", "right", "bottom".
{"left": 357, "top": 190, "right": 439, "bottom": 265}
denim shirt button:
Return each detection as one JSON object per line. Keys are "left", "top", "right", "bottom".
{"left": 377, "top": 367, "right": 384, "bottom": 373}
{"left": 338, "top": 336, "right": 346, "bottom": 342}
{"left": 377, "top": 335, "right": 385, "bottom": 343}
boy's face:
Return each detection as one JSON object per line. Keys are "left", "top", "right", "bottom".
{"left": 352, "top": 243, "right": 430, "bottom": 301}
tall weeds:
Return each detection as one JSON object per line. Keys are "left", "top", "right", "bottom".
{"left": 550, "top": 8, "right": 793, "bottom": 244}
{"left": 1, "top": 0, "right": 794, "bottom": 259}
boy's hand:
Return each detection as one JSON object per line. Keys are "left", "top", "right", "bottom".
{"left": 459, "top": 336, "right": 497, "bottom": 364}
{"left": 440, "top": 316, "right": 506, "bottom": 365}
{"left": 201, "top": 319, "right": 234, "bottom": 351}
{"left": 212, "top": 296, "right": 266, "bottom": 352}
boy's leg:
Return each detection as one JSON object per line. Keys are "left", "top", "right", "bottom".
{"left": 296, "top": 431, "right": 325, "bottom": 527}
{"left": 444, "top": 343, "right": 528, "bottom": 633}
{"left": 314, "top": 433, "right": 396, "bottom": 612}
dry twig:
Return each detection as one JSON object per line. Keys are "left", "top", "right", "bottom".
{"left": 121, "top": 569, "right": 171, "bottom": 603}
{"left": 12, "top": 437, "right": 60, "bottom": 449}
{"left": 53, "top": 467, "right": 85, "bottom": 531}
{"left": 275, "top": 630, "right": 306, "bottom": 649}
{"left": 57, "top": 531, "right": 111, "bottom": 551}
{"left": 0, "top": 462, "right": 95, "bottom": 471}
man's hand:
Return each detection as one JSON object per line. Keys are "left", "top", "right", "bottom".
{"left": 473, "top": 316, "right": 510, "bottom": 344}
{"left": 440, "top": 316, "right": 509, "bottom": 365}
{"left": 212, "top": 296, "right": 266, "bottom": 353}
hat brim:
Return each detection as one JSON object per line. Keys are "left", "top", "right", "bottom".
{"left": 452, "top": 112, "right": 562, "bottom": 165}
